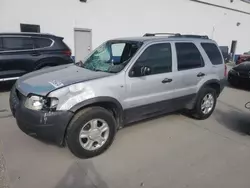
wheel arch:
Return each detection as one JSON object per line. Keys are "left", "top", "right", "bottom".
{"left": 186, "top": 79, "right": 222, "bottom": 110}
{"left": 69, "top": 97, "right": 124, "bottom": 128}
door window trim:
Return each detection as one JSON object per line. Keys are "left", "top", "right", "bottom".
{"left": 0, "top": 36, "right": 54, "bottom": 53}
{"left": 126, "top": 41, "right": 173, "bottom": 77}
{"left": 174, "top": 41, "right": 205, "bottom": 71}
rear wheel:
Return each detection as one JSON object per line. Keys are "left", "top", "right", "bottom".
{"left": 66, "top": 107, "right": 116, "bottom": 158}
{"left": 190, "top": 87, "right": 217, "bottom": 120}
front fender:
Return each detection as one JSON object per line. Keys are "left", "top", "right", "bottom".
{"left": 69, "top": 96, "right": 124, "bottom": 127}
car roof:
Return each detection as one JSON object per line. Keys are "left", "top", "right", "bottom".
{"left": 0, "top": 32, "right": 61, "bottom": 39}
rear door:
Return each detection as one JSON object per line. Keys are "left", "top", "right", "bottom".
{"left": 0, "top": 37, "right": 35, "bottom": 79}
{"left": 173, "top": 42, "right": 209, "bottom": 98}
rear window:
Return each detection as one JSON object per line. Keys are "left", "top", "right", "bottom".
{"left": 33, "top": 38, "right": 52, "bottom": 48}
{"left": 2, "top": 37, "right": 34, "bottom": 50}
{"left": 201, "top": 43, "right": 223, "bottom": 65}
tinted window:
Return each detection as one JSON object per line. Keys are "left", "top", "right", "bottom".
{"left": 176, "top": 43, "right": 204, "bottom": 71}
{"left": 135, "top": 43, "right": 172, "bottom": 74}
{"left": 34, "top": 38, "right": 52, "bottom": 48}
{"left": 202, "top": 43, "right": 223, "bottom": 65}
{"left": 3, "top": 37, "right": 34, "bottom": 50}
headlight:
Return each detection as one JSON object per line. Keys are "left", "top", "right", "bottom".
{"left": 24, "top": 95, "right": 59, "bottom": 111}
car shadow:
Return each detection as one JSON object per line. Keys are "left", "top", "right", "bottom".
{"left": 0, "top": 81, "right": 15, "bottom": 92}
{"left": 124, "top": 111, "right": 179, "bottom": 128}
{"left": 55, "top": 160, "right": 109, "bottom": 188}
{"left": 214, "top": 108, "right": 250, "bottom": 136}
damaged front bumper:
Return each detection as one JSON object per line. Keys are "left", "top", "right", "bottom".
{"left": 9, "top": 86, "right": 74, "bottom": 145}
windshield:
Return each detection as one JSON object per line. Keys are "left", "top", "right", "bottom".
{"left": 79, "top": 40, "right": 142, "bottom": 73}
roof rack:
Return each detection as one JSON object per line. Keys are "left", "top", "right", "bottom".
{"left": 143, "top": 33, "right": 181, "bottom": 37}
{"left": 172, "top": 34, "right": 209, "bottom": 39}
{"left": 143, "top": 33, "right": 209, "bottom": 39}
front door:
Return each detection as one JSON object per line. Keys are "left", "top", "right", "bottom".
{"left": 74, "top": 29, "right": 92, "bottom": 62}
{"left": 124, "top": 42, "right": 176, "bottom": 122}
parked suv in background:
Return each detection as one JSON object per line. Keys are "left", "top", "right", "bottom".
{"left": 10, "top": 33, "right": 226, "bottom": 158}
{"left": 0, "top": 33, "right": 73, "bottom": 81}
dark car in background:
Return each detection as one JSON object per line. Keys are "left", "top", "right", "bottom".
{"left": 0, "top": 33, "right": 73, "bottom": 82}
{"left": 228, "top": 61, "right": 250, "bottom": 86}
{"left": 236, "top": 51, "right": 250, "bottom": 65}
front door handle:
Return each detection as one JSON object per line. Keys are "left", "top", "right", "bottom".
{"left": 197, "top": 72, "right": 205, "bottom": 77}
{"left": 162, "top": 78, "right": 172, "bottom": 83}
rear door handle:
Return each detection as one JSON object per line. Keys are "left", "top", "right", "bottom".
{"left": 162, "top": 78, "right": 172, "bottom": 83}
{"left": 197, "top": 72, "right": 205, "bottom": 77}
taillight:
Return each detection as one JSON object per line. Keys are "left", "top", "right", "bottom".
{"left": 63, "top": 50, "right": 72, "bottom": 56}
{"left": 224, "top": 64, "right": 227, "bottom": 77}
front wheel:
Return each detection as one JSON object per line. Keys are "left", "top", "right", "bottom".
{"left": 66, "top": 107, "right": 117, "bottom": 158}
{"left": 191, "top": 87, "right": 217, "bottom": 120}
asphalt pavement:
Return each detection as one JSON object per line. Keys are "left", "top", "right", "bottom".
{"left": 1, "top": 77, "right": 250, "bottom": 188}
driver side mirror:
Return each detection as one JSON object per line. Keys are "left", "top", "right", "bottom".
{"left": 129, "top": 66, "right": 152, "bottom": 77}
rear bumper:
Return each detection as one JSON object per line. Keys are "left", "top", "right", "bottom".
{"left": 10, "top": 86, "right": 74, "bottom": 145}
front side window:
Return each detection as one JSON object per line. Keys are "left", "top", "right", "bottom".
{"left": 3, "top": 37, "right": 34, "bottom": 50}
{"left": 34, "top": 38, "right": 52, "bottom": 48}
{"left": 201, "top": 43, "right": 223, "bottom": 65}
{"left": 176, "top": 43, "right": 204, "bottom": 71}
{"left": 134, "top": 43, "right": 172, "bottom": 75}
{"left": 81, "top": 41, "right": 142, "bottom": 73}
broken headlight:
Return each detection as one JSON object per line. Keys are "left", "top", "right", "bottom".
{"left": 24, "top": 95, "right": 59, "bottom": 111}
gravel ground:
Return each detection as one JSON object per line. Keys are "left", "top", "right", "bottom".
{"left": 0, "top": 141, "right": 9, "bottom": 188}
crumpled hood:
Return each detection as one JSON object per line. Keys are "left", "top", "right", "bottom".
{"left": 16, "top": 64, "right": 112, "bottom": 96}
{"left": 234, "top": 61, "right": 250, "bottom": 72}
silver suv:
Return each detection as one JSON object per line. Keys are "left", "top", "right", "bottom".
{"left": 9, "top": 33, "right": 226, "bottom": 158}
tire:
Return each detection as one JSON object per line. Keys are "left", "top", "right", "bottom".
{"left": 190, "top": 87, "right": 217, "bottom": 120}
{"left": 66, "top": 107, "right": 117, "bottom": 158}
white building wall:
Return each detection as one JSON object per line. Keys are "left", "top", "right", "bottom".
{"left": 0, "top": 0, "right": 250, "bottom": 54}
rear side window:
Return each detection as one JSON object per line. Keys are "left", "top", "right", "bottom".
{"left": 33, "top": 38, "right": 52, "bottom": 48}
{"left": 201, "top": 43, "right": 223, "bottom": 65}
{"left": 2, "top": 37, "right": 34, "bottom": 50}
{"left": 135, "top": 43, "right": 172, "bottom": 74}
{"left": 176, "top": 43, "right": 204, "bottom": 71}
